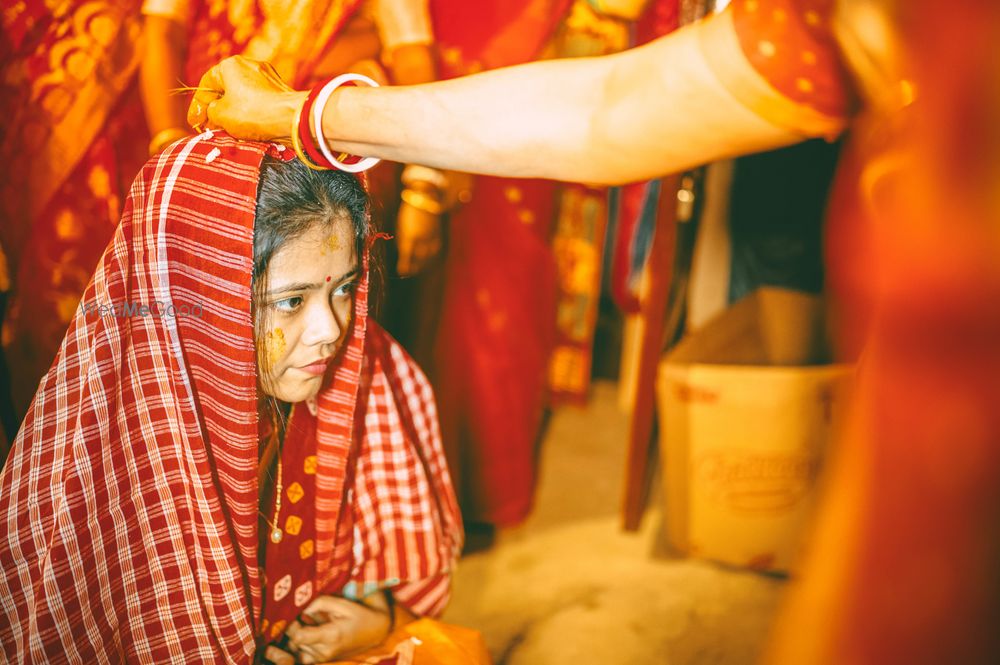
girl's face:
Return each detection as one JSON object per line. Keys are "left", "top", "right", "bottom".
{"left": 256, "top": 218, "right": 358, "bottom": 403}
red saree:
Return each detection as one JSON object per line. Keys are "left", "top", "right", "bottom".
{"left": 429, "top": 0, "right": 677, "bottom": 525}
{"left": 791, "top": 1, "right": 1000, "bottom": 660}
{"left": 0, "top": 0, "right": 365, "bottom": 433}
{"left": 427, "top": 0, "right": 570, "bottom": 526}
{"left": 0, "top": 0, "right": 150, "bottom": 420}
{"left": 701, "top": 1, "right": 1000, "bottom": 661}
{"left": 0, "top": 134, "right": 462, "bottom": 663}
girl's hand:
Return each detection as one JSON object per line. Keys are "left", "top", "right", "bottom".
{"left": 187, "top": 55, "right": 305, "bottom": 142}
{"left": 284, "top": 594, "right": 391, "bottom": 663}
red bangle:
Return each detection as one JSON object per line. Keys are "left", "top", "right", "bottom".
{"left": 297, "top": 83, "right": 335, "bottom": 168}
{"left": 297, "top": 79, "right": 371, "bottom": 169}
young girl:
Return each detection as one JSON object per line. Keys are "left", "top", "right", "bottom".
{"left": 0, "top": 133, "right": 463, "bottom": 663}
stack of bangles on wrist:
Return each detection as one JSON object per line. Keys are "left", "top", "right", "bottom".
{"left": 291, "top": 73, "right": 381, "bottom": 173}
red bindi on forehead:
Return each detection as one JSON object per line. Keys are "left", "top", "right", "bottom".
{"left": 326, "top": 276, "right": 331, "bottom": 282}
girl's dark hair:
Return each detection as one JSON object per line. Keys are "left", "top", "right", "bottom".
{"left": 252, "top": 156, "right": 371, "bottom": 413}
{"left": 253, "top": 155, "right": 370, "bottom": 282}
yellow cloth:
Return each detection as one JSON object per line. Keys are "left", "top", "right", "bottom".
{"left": 327, "top": 619, "right": 491, "bottom": 665}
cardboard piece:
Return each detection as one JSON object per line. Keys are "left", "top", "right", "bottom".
{"left": 657, "top": 288, "right": 852, "bottom": 572}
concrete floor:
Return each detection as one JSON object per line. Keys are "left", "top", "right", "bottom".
{"left": 442, "top": 381, "right": 786, "bottom": 664}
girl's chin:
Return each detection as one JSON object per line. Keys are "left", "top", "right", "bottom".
{"left": 262, "top": 377, "right": 322, "bottom": 404}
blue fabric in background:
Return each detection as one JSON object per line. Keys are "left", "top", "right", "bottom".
{"left": 727, "top": 138, "right": 842, "bottom": 302}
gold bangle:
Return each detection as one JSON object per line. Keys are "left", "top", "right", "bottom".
{"left": 290, "top": 102, "right": 329, "bottom": 171}
{"left": 148, "top": 127, "right": 190, "bottom": 156}
{"left": 401, "top": 164, "right": 449, "bottom": 190}
{"left": 400, "top": 187, "right": 444, "bottom": 215}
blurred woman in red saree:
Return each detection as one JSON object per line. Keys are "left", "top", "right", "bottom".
{"left": 0, "top": 1, "right": 149, "bottom": 422}
{"left": 428, "top": 0, "right": 678, "bottom": 526}
{"left": 749, "top": 2, "right": 1000, "bottom": 662}
{"left": 693, "top": 1, "right": 1000, "bottom": 661}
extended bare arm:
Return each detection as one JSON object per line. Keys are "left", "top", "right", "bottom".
{"left": 189, "top": 17, "right": 806, "bottom": 184}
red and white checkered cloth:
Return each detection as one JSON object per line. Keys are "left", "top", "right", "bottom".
{"left": 0, "top": 133, "right": 462, "bottom": 663}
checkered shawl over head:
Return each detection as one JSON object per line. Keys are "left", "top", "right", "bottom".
{"left": 0, "top": 133, "right": 462, "bottom": 663}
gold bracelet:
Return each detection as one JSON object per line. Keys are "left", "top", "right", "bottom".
{"left": 400, "top": 187, "right": 444, "bottom": 215}
{"left": 401, "top": 164, "right": 449, "bottom": 190}
{"left": 148, "top": 127, "right": 191, "bottom": 156}
{"left": 290, "top": 102, "right": 329, "bottom": 171}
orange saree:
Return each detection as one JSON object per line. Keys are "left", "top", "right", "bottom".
{"left": 700, "top": 1, "right": 1000, "bottom": 662}
{"left": 0, "top": 1, "right": 149, "bottom": 424}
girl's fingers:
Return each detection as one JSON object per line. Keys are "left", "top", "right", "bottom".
{"left": 284, "top": 620, "right": 301, "bottom": 640}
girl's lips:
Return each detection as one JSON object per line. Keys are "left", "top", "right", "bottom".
{"left": 296, "top": 358, "right": 332, "bottom": 376}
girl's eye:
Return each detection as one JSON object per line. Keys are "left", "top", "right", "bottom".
{"left": 272, "top": 296, "right": 303, "bottom": 313}
{"left": 333, "top": 281, "right": 356, "bottom": 298}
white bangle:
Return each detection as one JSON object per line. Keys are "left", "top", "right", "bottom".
{"left": 312, "top": 73, "right": 381, "bottom": 174}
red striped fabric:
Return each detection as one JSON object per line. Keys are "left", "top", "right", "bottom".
{"left": 0, "top": 133, "right": 462, "bottom": 662}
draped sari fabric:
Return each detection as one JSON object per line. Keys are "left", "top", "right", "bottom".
{"left": 0, "top": 0, "right": 366, "bottom": 434}
{"left": 702, "top": 1, "right": 1000, "bottom": 662}
{"left": 0, "top": 0, "right": 149, "bottom": 421}
{"left": 808, "top": 1, "right": 1000, "bottom": 660}
{"left": 427, "top": 0, "right": 571, "bottom": 526}
{"left": 0, "top": 133, "right": 461, "bottom": 663}
{"left": 428, "top": 0, "right": 677, "bottom": 524}
{"left": 178, "top": 0, "right": 364, "bottom": 87}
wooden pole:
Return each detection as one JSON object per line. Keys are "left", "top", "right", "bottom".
{"left": 622, "top": 174, "right": 680, "bottom": 531}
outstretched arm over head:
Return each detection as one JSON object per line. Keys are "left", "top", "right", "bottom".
{"left": 189, "top": 11, "right": 836, "bottom": 184}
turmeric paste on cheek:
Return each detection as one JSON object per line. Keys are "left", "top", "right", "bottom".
{"left": 262, "top": 327, "right": 286, "bottom": 370}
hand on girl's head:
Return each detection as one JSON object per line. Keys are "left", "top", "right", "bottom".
{"left": 256, "top": 220, "right": 358, "bottom": 404}
{"left": 187, "top": 55, "right": 297, "bottom": 140}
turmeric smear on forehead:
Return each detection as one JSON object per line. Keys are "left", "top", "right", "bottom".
{"left": 320, "top": 233, "right": 342, "bottom": 255}
{"left": 262, "top": 327, "right": 286, "bottom": 369}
